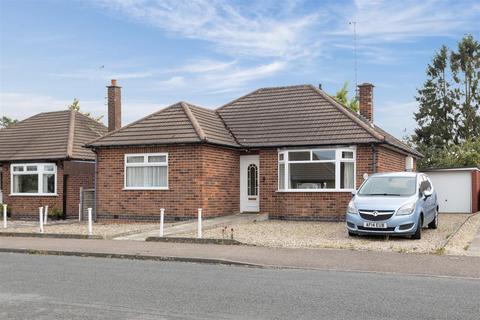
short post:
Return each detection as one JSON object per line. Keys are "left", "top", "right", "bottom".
{"left": 87, "top": 208, "right": 93, "bottom": 236}
{"left": 78, "top": 203, "right": 82, "bottom": 221}
{"left": 3, "top": 204, "right": 7, "bottom": 229}
{"left": 39, "top": 207, "right": 44, "bottom": 233}
{"left": 43, "top": 205, "right": 48, "bottom": 225}
{"left": 197, "top": 208, "right": 202, "bottom": 239}
{"left": 159, "top": 208, "right": 165, "bottom": 237}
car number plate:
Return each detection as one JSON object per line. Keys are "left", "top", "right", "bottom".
{"left": 363, "top": 222, "right": 387, "bottom": 228}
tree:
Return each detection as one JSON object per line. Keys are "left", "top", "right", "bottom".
{"left": 67, "top": 98, "right": 103, "bottom": 122}
{"left": 450, "top": 34, "right": 480, "bottom": 141}
{"left": 332, "top": 82, "right": 359, "bottom": 112}
{"left": 411, "top": 35, "right": 480, "bottom": 169}
{"left": 0, "top": 116, "right": 18, "bottom": 129}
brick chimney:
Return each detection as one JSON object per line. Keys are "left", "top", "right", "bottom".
{"left": 358, "top": 83, "right": 374, "bottom": 122}
{"left": 107, "top": 79, "right": 121, "bottom": 132}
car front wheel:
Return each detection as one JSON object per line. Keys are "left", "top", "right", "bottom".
{"left": 428, "top": 209, "right": 438, "bottom": 229}
{"left": 412, "top": 216, "right": 422, "bottom": 240}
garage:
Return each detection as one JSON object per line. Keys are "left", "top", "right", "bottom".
{"left": 422, "top": 167, "right": 480, "bottom": 213}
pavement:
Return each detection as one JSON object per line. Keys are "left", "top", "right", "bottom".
{"left": 466, "top": 223, "right": 480, "bottom": 256}
{"left": 1, "top": 236, "right": 479, "bottom": 279}
{"left": 1, "top": 253, "right": 479, "bottom": 320}
{"left": 114, "top": 213, "right": 267, "bottom": 240}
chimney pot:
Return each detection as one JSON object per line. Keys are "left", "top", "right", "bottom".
{"left": 107, "top": 79, "right": 121, "bottom": 132}
{"left": 358, "top": 83, "right": 374, "bottom": 122}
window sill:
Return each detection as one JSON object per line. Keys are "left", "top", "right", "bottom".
{"left": 9, "top": 193, "right": 58, "bottom": 197}
{"left": 123, "top": 188, "right": 169, "bottom": 191}
{"left": 276, "top": 189, "right": 355, "bottom": 193}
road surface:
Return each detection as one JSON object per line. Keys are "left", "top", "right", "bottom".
{"left": 0, "top": 253, "right": 478, "bottom": 319}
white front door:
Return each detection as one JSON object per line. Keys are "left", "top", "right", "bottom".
{"left": 240, "top": 155, "right": 259, "bottom": 212}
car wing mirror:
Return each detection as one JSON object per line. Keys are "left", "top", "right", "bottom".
{"left": 351, "top": 190, "right": 357, "bottom": 197}
{"left": 423, "top": 189, "right": 433, "bottom": 199}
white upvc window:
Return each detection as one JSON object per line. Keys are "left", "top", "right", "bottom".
{"left": 10, "top": 163, "right": 57, "bottom": 196}
{"left": 124, "top": 153, "right": 168, "bottom": 190}
{"left": 278, "top": 147, "right": 356, "bottom": 192}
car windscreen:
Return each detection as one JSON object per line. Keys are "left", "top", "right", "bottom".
{"left": 358, "top": 176, "right": 417, "bottom": 196}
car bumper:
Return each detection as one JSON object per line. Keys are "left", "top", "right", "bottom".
{"left": 346, "top": 212, "right": 418, "bottom": 235}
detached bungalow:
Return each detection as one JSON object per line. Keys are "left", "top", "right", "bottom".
{"left": 88, "top": 81, "right": 421, "bottom": 221}
{"left": 0, "top": 110, "right": 106, "bottom": 218}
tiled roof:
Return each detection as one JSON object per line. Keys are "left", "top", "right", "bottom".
{"left": 0, "top": 110, "right": 107, "bottom": 161}
{"left": 88, "top": 84, "right": 421, "bottom": 157}
{"left": 88, "top": 102, "right": 238, "bottom": 147}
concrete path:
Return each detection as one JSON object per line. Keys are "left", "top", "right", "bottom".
{"left": 466, "top": 223, "right": 480, "bottom": 256}
{"left": 0, "top": 236, "right": 479, "bottom": 278}
{"left": 114, "top": 213, "right": 267, "bottom": 241}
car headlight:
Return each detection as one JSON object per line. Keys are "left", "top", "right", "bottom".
{"left": 347, "top": 200, "right": 358, "bottom": 214}
{"left": 396, "top": 201, "right": 416, "bottom": 216}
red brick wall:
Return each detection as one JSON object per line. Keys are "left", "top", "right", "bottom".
{"left": 64, "top": 161, "right": 95, "bottom": 219}
{"left": 1, "top": 162, "right": 64, "bottom": 219}
{"left": 95, "top": 144, "right": 239, "bottom": 221}
{"left": 376, "top": 146, "right": 414, "bottom": 172}
{"left": 472, "top": 170, "right": 480, "bottom": 213}
{"left": 201, "top": 145, "right": 240, "bottom": 216}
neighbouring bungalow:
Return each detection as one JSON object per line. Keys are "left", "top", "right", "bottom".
{"left": 0, "top": 110, "right": 107, "bottom": 219}
{"left": 87, "top": 80, "right": 422, "bottom": 221}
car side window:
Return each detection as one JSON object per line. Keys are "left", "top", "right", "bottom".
{"left": 419, "top": 175, "right": 429, "bottom": 193}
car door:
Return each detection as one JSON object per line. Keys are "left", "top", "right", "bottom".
{"left": 421, "top": 175, "right": 434, "bottom": 221}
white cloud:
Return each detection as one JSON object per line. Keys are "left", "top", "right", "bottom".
{"left": 332, "top": 0, "right": 480, "bottom": 42}
{"left": 157, "top": 76, "right": 186, "bottom": 87}
{"left": 376, "top": 100, "right": 418, "bottom": 138}
{"left": 95, "top": 0, "right": 324, "bottom": 59}
{"left": 49, "top": 69, "right": 153, "bottom": 80}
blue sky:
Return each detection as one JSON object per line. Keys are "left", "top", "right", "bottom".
{"left": 1, "top": 0, "right": 479, "bottom": 139}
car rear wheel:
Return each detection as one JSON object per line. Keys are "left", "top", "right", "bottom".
{"left": 428, "top": 209, "right": 438, "bottom": 229}
{"left": 412, "top": 216, "right": 422, "bottom": 240}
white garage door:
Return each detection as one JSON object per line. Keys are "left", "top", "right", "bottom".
{"left": 427, "top": 171, "right": 471, "bottom": 213}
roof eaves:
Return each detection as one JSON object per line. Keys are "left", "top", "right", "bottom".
{"left": 181, "top": 102, "right": 206, "bottom": 142}
{"left": 309, "top": 85, "right": 385, "bottom": 142}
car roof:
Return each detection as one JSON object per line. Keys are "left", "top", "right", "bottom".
{"left": 370, "top": 172, "right": 419, "bottom": 178}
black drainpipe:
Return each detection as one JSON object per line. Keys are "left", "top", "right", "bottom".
{"left": 371, "top": 144, "right": 377, "bottom": 173}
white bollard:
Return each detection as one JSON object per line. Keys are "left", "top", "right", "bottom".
{"left": 87, "top": 208, "right": 93, "bottom": 236}
{"left": 39, "top": 207, "right": 44, "bottom": 233}
{"left": 3, "top": 204, "right": 7, "bottom": 229}
{"left": 159, "top": 208, "right": 165, "bottom": 237}
{"left": 44, "top": 205, "right": 48, "bottom": 225}
{"left": 197, "top": 208, "right": 202, "bottom": 239}
{"left": 78, "top": 203, "right": 82, "bottom": 221}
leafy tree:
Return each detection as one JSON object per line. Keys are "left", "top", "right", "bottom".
{"left": 0, "top": 116, "right": 18, "bottom": 129}
{"left": 333, "top": 82, "right": 359, "bottom": 112}
{"left": 450, "top": 34, "right": 480, "bottom": 141}
{"left": 67, "top": 98, "right": 104, "bottom": 123}
{"left": 434, "top": 138, "right": 480, "bottom": 168}
{"left": 411, "top": 35, "right": 480, "bottom": 169}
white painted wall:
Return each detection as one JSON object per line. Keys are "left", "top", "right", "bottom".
{"left": 426, "top": 171, "right": 471, "bottom": 213}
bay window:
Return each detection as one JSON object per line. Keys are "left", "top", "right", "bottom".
{"left": 11, "top": 163, "right": 57, "bottom": 195}
{"left": 124, "top": 153, "right": 168, "bottom": 189}
{"left": 278, "top": 148, "right": 356, "bottom": 191}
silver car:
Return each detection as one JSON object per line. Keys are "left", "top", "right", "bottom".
{"left": 346, "top": 172, "right": 438, "bottom": 239}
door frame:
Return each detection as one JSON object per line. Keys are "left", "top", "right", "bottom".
{"left": 240, "top": 155, "right": 260, "bottom": 213}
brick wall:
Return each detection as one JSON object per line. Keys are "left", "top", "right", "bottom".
{"left": 472, "top": 170, "right": 480, "bottom": 213}
{"left": 1, "top": 162, "right": 64, "bottom": 219}
{"left": 95, "top": 144, "right": 239, "bottom": 221}
{"left": 376, "top": 146, "right": 414, "bottom": 172}
{"left": 64, "top": 160, "right": 95, "bottom": 219}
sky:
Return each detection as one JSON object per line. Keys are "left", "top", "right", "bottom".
{"left": 1, "top": 0, "right": 479, "bottom": 139}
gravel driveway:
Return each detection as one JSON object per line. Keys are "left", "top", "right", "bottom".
{"left": 1, "top": 221, "right": 160, "bottom": 239}
{"left": 178, "top": 214, "right": 476, "bottom": 254}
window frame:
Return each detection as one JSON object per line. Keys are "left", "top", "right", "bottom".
{"left": 10, "top": 163, "right": 57, "bottom": 196}
{"left": 277, "top": 147, "right": 356, "bottom": 192}
{"left": 124, "top": 153, "right": 169, "bottom": 190}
